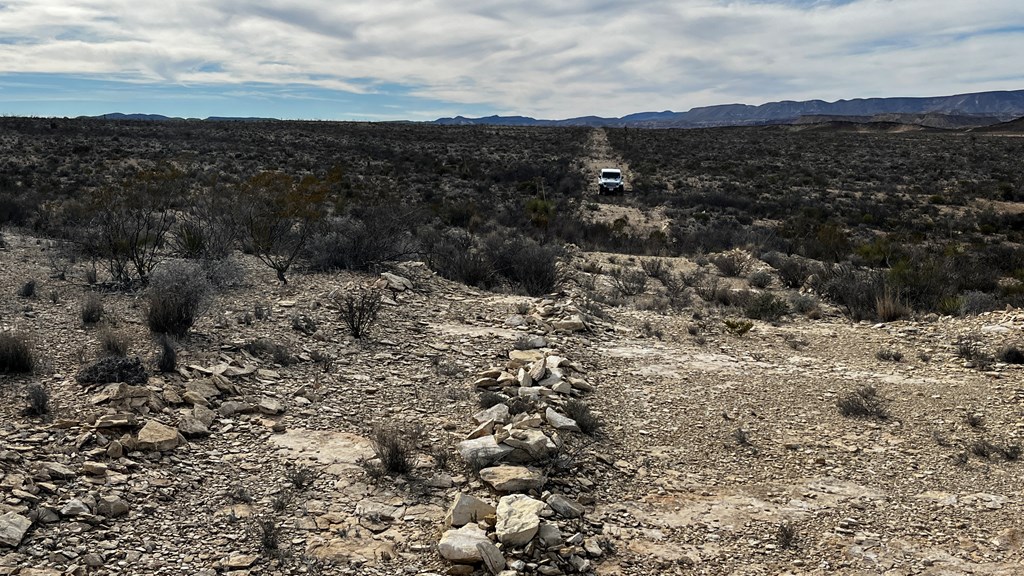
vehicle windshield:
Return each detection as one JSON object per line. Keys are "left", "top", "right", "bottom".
{"left": 601, "top": 171, "right": 621, "bottom": 179}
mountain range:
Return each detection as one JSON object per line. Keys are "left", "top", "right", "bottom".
{"left": 434, "top": 89, "right": 1024, "bottom": 129}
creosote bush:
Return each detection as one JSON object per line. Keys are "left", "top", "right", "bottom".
{"left": 837, "top": 386, "right": 889, "bottom": 420}
{"left": 338, "top": 287, "right": 383, "bottom": 339}
{"left": 0, "top": 333, "right": 35, "bottom": 374}
{"left": 146, "top": 261, "right": 212, "bottom": 337}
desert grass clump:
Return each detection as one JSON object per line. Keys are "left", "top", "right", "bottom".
{"left": 874, "top": 348, "right": 903, "bottom": 362}
{"left": 285, "top": 464, "right": 316, "bottom": 489}
{"left": 776, "top": 522, "right": 799, "bottom": 549}
{"left": 24, "top": 383, "right": 50, "bottom": 417}
{"left": 370, "top": 425, "right": 415, "bottom": 475}
{"left": 146, "top": 261, "right": 212, "bottom": 337}
{"left": 81, "top": 294, "right": 105, "bottom": 325}
{"left": 563, "top": 399, "right": 602, "bottom": 436}
{"left": 875, "top": 288, "right": 911, "bottom": 322}
{"left": 837, "top": 385, "right": 889, "bottom": 420}
{"left": 17, "top": 279, "right": 36, "bottom": 298}
{"left": 0, "top": 333, "right": 35, "bottom": 374}
{"left": 338, "top": 288, "right": 383, "bottom": 339}
{"left": 98, "top": 327, "right": 130, "bottom": 357}
{"left": 747, "top": 269, "right": 773, "bottom": 289}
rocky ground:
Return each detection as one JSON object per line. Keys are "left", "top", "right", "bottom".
{"left": 1, "top": 229, "right": 1023, "bottom": 576}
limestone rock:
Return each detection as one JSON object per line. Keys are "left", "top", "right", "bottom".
{"left": 438, "top": 523, "right": 491, "bottom": 563}
{"left": 479, "top": 465, "right": 546, "bottom": 493}
{"left": 495, "top": 494, "right": 546, "bottom": 546}
{"left": 177, "top": 414, "right": 210, "bottom": 438}
{"left": 137, "top": 420, "right": 182, "bottom": 451}
{"left": 258, "top": 397, "right": 285, "bottom": 415}
{"left": 477, "top": 541, "right": 506, "bottom": 575}
{"left": 504, "top": 429, "right": 557, "bottom": 462}
{"left": 445, "top": 493, "right": 496, "bottom": 527}
{"left": 458, "top": 436, "right": 513, "bottom": 467}
{"left": 547, "top": 494, "right": 584, "bottom": 518}
{"left": 0, "top": 512, "right": 31, "bottom": 547}
{"left": 473, "top": 403, "right": 510, "bottom": 425}
{"left": 60, "top": 499, "right": 91, "bottom": 517}
{"left": 95, "top": 413, "right": 138, "bottom": 428}
{"left": 545, "top": 408, "right": 580, "bottom": 432}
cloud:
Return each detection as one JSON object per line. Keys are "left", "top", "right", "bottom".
{"left": 0, "top": 0, "right": 1022, "bottom": 118}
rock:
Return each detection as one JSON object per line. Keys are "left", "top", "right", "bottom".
{"left": 381, "top": 272, "right": 414, "bottom": 291}
{"left": 466, "top": 420, "right": 495, "bottom": 440}
{"left": 583, "top": 537, "right": 603, "bottom": 557}
{"left": 60, "top": 499, "right": 91, "bottom": 517}
{"left": 981, "top": 324, "right": 1012, "bottom": 334}
{"left": 258, "top": 397, "right": 285, "bottom": 415}
{"left": 82, "top": 552, "right": 104, "bottom": 567}
{"left": 547, "top": 494, "right": 584, "bottom": 518}
{"left": 95, "top": 413, "right": 138, "bottom": 428}
{"left": 550, "top": 380, "right": 573, "bottom": 395}
{"left": 479, "top": 465, "right": 546, "bottom": 493}
{"left": 192, "top": 404, "right": 216, "bottom": 427}
{"left": 38, "top": 462, "right": 75, "bottom": 479}
{"left": 0, "top": 512, "right": 31, "bottom": 547}
{"left": 504, "top": 314, "right": 526, "bottom": 327}
{"left": 458, "top": 436, "right": 513, "bottom": 467}
{"left": 177, "top": 414, "right": 210, "bottom": 438}
{"left": 473, "top": 403, "right": 510, "bottom": 425}
{"left": 82, "top": 461, "right": 108, "bottom": 476}
{"left": 537, "top": 523, "right": 562, "bottom": 547}
{"left": 517, "top": 336, "right": 547, "bottom": 350}
{"left": 495, "top": 494, "right": 546, "bottom": 546}
{"left": 504, "top": 429, "right": 557, "bottom": 462}
{"left": 473, "top": 377, "right": 499, "bottom": 389}
{"left": 137, "top": 420, "right": 182, "bottom": 451}
{"left": 509, "top": 350, "right": 545, "bottom": 363}
{"left": 222, "top": 554, "right": 258, "bottom": 569}
{"left": 477, "top": 541, "right": 506, "bottom": 575}
{"left": 445, "top": 494, "right": 496, "bottom": 527}
{"left": 552, "top": 316, "right": 586, "bottom": 332}
{"left": 106, "top": 441, "right": 124, "bottom": 459}
{"left": 528, "top": 358, "right": 546, "bottom": 382}
{"left": 545, "top": 408, "right": 580, "bottom": 432}
{"left": 438, "top": 523, "right": 491, "bottom": 563}
{"left": 219, "top": 400, "right": 254, "bottom": 416}
{"left": 95, "top": 495, "right": 129, "bottom": 518}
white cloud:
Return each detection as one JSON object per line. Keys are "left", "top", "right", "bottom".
{"left": 0, "top": 0, "right": 1022, "bottom": 117}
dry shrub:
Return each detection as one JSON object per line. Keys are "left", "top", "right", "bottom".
{"left": 837, "top": 386, "right": 889, "bottom": 420}
{"left": 338, "top": 287, "right": 383, "bottom": 339}
{"left": 370, "top": 425, "right": 415, "bottom": 475}
{"left": 146, "top": 261, "right": 212, "bottom": 337}
{"left": 0, "top": 333, "right": 35, "bottom": 374}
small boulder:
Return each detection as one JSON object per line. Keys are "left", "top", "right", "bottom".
{"left": 438, "top": 523, "right": 491, "bottom": 563}
{"left": 495, "top": 494, "right": 546, "bottom": 546}
{"left": 445, "top": 493, "right": 496, "bottom": 527}
{"left": 458, "top": 436, "right": 513, "bottom": 467}
{"left": 479, "top": 465, "right": 545, "bottom": 493}
{"left": 547, "top": 494, "right": 584, "bottom": 518}
{"left": 95, "top": 495, "right": 129, "bottom": 518}
{"left": 545, "top": 408, "right": 580, "bottom": 432}
{"left": 137, "top": 420, "right": 182, "bottom": 451}
{"left": 0, "top": 512, "right": 31, "bottom": 547}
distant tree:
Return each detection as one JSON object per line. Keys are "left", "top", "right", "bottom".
{"left": 238, "top": 172, "right": 326, "bottom": 284}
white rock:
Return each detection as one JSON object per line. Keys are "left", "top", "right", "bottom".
{"left": 479, "top": 465, "right": 546, "bottom": 493}
{"left": 458, "top": 436, "right": 513, "bottom": 466}
{"left": 495, "top": 494, "right": 546, "bottom": 546}
{"left": 545, "top": 408, "right": 580, "bottom": 432}
{"left": 0, "top": 512, "right": 31, "bottom": 547}
{"left": 445, "top": 493, "right": 496, "bottom": 527}
{"left": 438, "top": 523, "right": 491, "bottom": 563}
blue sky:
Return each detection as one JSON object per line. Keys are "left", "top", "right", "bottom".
{"left": 1, "top": 0, "right": 1022, "bottom": 120}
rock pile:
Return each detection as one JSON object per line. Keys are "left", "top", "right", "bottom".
{"left": 440, "top": 348, "right": 603, "bottom": 574}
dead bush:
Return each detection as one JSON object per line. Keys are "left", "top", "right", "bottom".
{"left": 875, "top": 348, "right": 903, "bottom": 362}
{"left": 156, "top": 334, "right": 177, "bottom": 373}
{"left": 370, "top": 425, "right": 415, "bottom": 475}
{"left": 98, "top": 327, "right": 130, "bottom": 357}
{"left": 609, "top": 266, "right": 648, "bottom": 297}
{"left": 338, "top": 287, "right": 383, "bottom": 339}
{"left": 710, "top": 252, "right": 749, "bottom": 277}
{"left": 837, "top": 386, "right": 889, "bottom": 420}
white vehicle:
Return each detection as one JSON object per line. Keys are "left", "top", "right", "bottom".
{"left": 598, "top": 168, "right": 624, "bottom": 195}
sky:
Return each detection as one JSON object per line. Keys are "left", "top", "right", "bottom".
{"left": 0, "top": 0, "right": 1022, "bottom": 121}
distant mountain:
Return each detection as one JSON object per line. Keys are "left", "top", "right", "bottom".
{"left": 792, "top": 113, "right": 1002, "bottom": 130}
{"left": 434, "top": 89, "right": 1024, "bottom": 129}
{"left": 972, "top": 116, "right": 1024, "bottom": 133}
{"left": 85, "top": 113, "right": 278, "bottom": 122}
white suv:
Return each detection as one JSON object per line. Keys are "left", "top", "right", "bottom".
{"left": 598, "top": 168, "right": 624, "bottom": 195}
